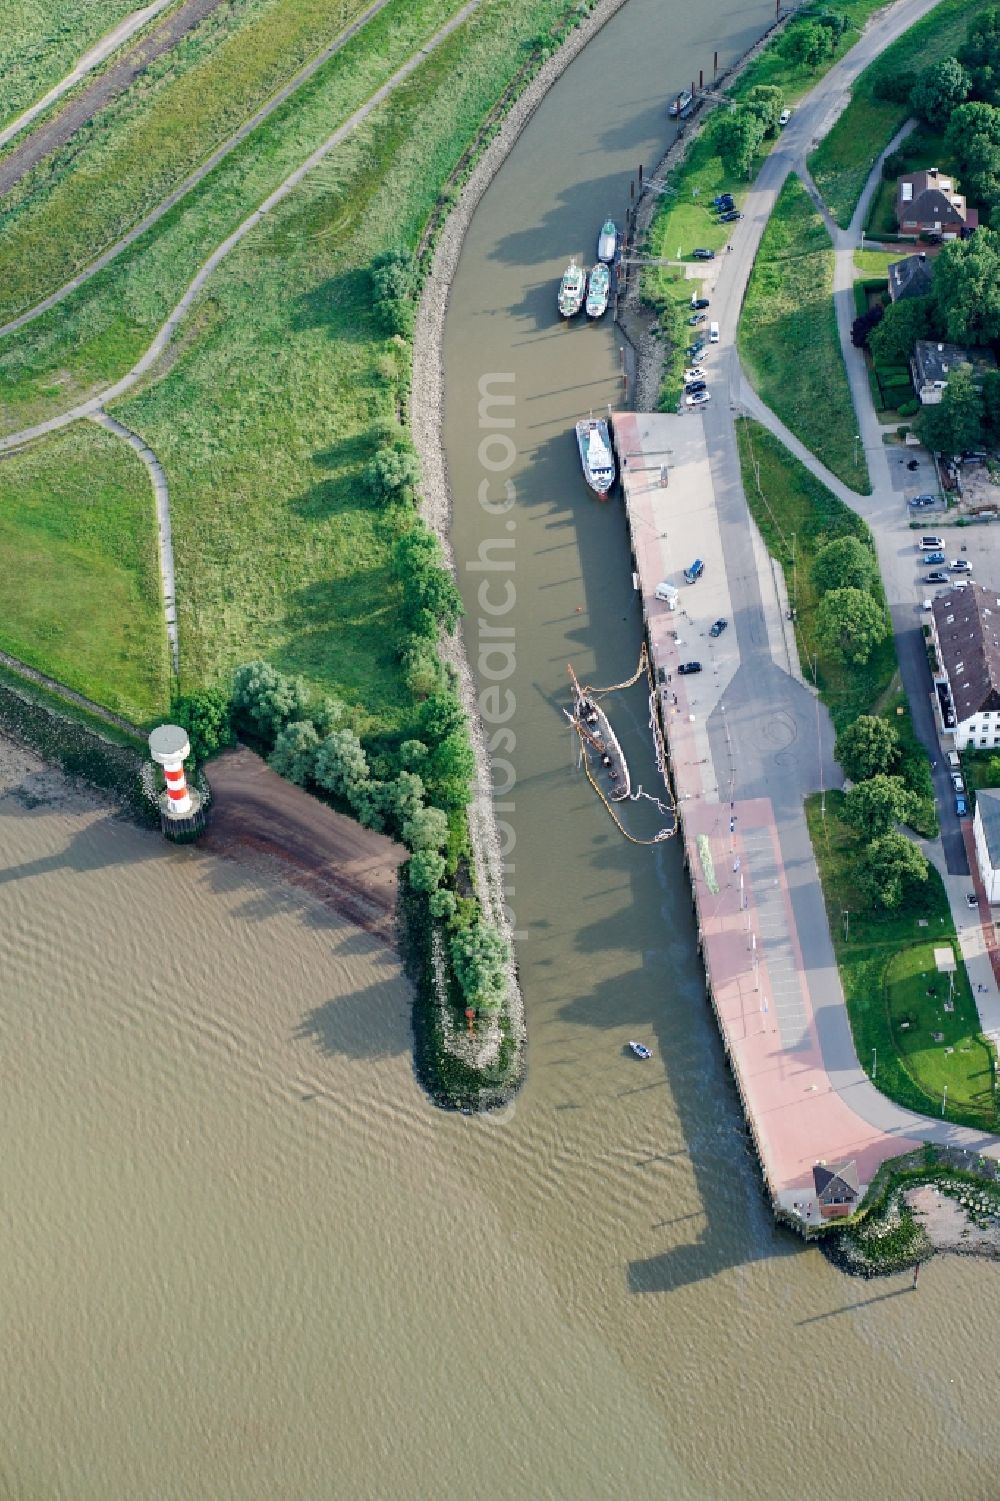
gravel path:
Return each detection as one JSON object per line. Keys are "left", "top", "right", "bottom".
{"left": 0, "top": 0, "right": 228, "bottom": 203}
{"left": 0, "top": 0, "right": 487, "bottom": 457}
{"left": 0, "top": 0, "right": 174, "bottom": 153}
{"left": 91, "top": 410, "right": 178, "bottom": 672}
{"left": 0, "top": 0, "right": 400, "bottom": 341}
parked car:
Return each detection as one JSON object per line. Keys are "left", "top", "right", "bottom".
{"left": 678, "top": 661, "right": 702, "bottom": 675}
{"left": 712, "top": 194, "right": 734, "bottom": 210}
{"left": 685, "top": 391, "right": 711, "bottom": 407}
{"left": 908, "top": 493, "right": 938, "bottom": 507}
{"left": 924, "top": 571, "right": 949, "bottom": 583}
{"left": 690, "top": 296, "right": 711, "bottom": 310}
{"left": 709, "top": 618, "right": 728, "bottom": 637}
{"left": 718, "top": 210, "right": 743, "bottom": 223}
{"left": 687, "top": 313, "right": 706, "bottom": 325}
{"left": 692, "top": 248, "right": 715, "bottom": 260}
{"left": 779, "top": 108, "right": 791, "bottom": 126}
{"left": 685, "top": 379, "right": 707, "bottom": 394}
{"left": 950, "top": 559, "right": 972, "bottom": 573}
{"left": 956, "top": 794, "right": 968, "bottom": 817}
{"left": 922, "top": 551, "right": 945, "bottom": 565}
{"left": 952, "top": 772, "right": 965, "bottom": 793}
{"left": 683, "top": 366, "right": 705, "bottom": 382}
{"left": 967, "top": 892, "right": 979, "bottom": 909}
{"left": 686, "top": 343, "right": 705, "bottom": 359}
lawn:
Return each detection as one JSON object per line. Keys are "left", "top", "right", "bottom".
{"left": 0, "top": 0, "right": 392, "bottom": 323}
{"left": 0, "top": 422, "right": 169, "bottom": 721}
{"left": 961, "top": 749, "right": 1000, "bottom": 807}
{"left": 0, "top": 0, "right": 476, "bottom": 439}
{"left": 94, "top": 0, "right": 587, "bottom": 735}
{"left": 738, "top": 174, "right": 869, "bottom": 493}
{"left": 808, "top": 0, "right": 998, "bottom": 228}
{"left": 0, "top": 0, "right": 140, "bottom": 131}
{"left": 853, "top": 248, "right": 897, "bottom": 279}
{"left": 807, "top": 791, "right": 998, "bottom": 1129}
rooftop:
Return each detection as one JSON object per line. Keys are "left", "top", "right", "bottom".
{"left": 932, "top": 583, "right": 1000, "bottom": 722}
{"left": 887, "top": 253, "right": 933, "bottom": 302}
{"left": 976, "top": 789, "right": 1000, "bottom": 873}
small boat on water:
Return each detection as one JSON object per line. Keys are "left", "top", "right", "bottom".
{"left": 629, "top": 1041, "right": 653, "bottom": 1060}
{"left": 567, "top": 664, "right": 631, "bottom": 802}
{"left": 585, "top": 262, "right": 610, "bottom": 319}
{"left": 668, "top": 89, "right": 693, "bottom": 118}
{"left": 557, "top": 259, "right": 586, "bottom": 318}
{"left": 575, "top": 416, "right": 615, "bottom": 499}
{"left": 597, "top": 219, "right": 618, "bottom": 263}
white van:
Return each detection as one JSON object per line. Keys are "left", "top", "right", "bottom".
{"left": 919, "top": 535, "right": 943, "bottom": 550}
{"left": 709, "top": 321, "right": 720, "bottom": 343}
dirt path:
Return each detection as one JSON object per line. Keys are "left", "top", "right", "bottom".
{"left": 202, "top": 749, "right": 406, "bottom": 948}
{"left": 0, "top": 0, "right": 174, "bottom": 153}
{"left": 0, "top": 0, "right": 226, "bottom": 203}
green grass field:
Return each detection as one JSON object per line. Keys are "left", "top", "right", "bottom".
{"left": 0, "top": 0, "right": 475, "bottom": 439}
{"left": 0, "top": 0, "right": 141, "bottom": 131}
{"left": 738, "top": 174, "right": 869, "bottom": 493}
{"left": 0, "top": 0, "right": 391, "bottom": 322}
{"left": 807, "top": 792, "right": 998, "bottom": 1129}
{"left": 85, "top": 0, "right": 582, "bottom": 735}
{"left": 808, "top": 0, "right": 996, "bottom": 229}
{"left": 0, "top": 422, "right": 169, "bottom": 721}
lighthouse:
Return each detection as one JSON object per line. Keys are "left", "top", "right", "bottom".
{"left": 148, "top": 724, "right": 206, "bottom": 841}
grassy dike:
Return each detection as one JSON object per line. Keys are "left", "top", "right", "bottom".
{"left": 738, "top": 175, "right": 870, "bottom": 494}
{"left": 0, "top": 0, "right": 141, "bottom": 131}
{"left": 807, "top": 0, "right": 998, "bottom": 227}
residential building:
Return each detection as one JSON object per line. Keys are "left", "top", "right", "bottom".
{"left": 973, "top": 790, "right": 1000, "bottom": 905}
{"left": 911, "top": 340, "right": 996, "bottom": 405}
{"left": 895, "top": 168, "right": 978, "bottom": 239}
{"left": 928, "top": 584, "right": 1000, "bottom": 749}
{"left": 887, "top": 252, "right": 933, "bottom": 303}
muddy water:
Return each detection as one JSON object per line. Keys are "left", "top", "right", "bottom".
{"left": 3, "top": 3, "right": 1000, "bottom": 1500}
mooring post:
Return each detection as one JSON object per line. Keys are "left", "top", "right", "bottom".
{"left": 713, "top": 49, "right": 718, "bottom": 77}
{"left": 699, "top": 68, "right": 703, "bottom": 89}
{"left": 638, "top": 162, "right": 643, "bottom": 191}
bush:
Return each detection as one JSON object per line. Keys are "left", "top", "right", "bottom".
{"left": 172, "top": 688, "right": 234, "bottom": 764}
{"left": 268, "top": 719, "right": 320, "bottom": 785}
{"left": 403, "top": 804, "right": 450, "bottom": 851}
{"left": 898, "top": 398, "right": 920, "bottom": 417}
{"left": 451, "top": 919, "right": 510, "bottom": 1012}
{"left": 232, "top": 661, "right": 312, "bottom": 743}
{"left": 370, "top": 248, "right": 417, "bottom": 336}
{"left": 314, "top": 727, "right": 370, "bottom": 803}
{"left": 364, "top": 443, "right": 421, "bottom": 504}
{"left": 408, "top": 848, "right": 447, "bottom": 893}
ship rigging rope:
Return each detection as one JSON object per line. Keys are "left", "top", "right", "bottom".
{"left": 571, "top": 642, "right": 678, "bottom": 846}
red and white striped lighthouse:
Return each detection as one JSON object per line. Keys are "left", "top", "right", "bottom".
{"left": 149, "top": 724, "right": 193, "bottom": 816}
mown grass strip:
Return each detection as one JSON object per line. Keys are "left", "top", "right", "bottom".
{"left": 0, "top": 422, "right": 169, "bottom": 722}
{"left": 738, "top": 174, "right": 869, "bottom": 493}
{"left": 0, "top": 0, "right": 393, "bottom": 320}
{"left": 807, "top": 791, "right": 998, "bottom": 1130}
{"left": 0, "top": 0, "right": 479, "bottom": 438}
{"left": 808, "top": 0, "right": 997, "bottom": 229}
{"left": 0, "top": 0, "right": 142, "bottom": 131}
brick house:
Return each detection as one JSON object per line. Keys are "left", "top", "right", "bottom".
{"left": 896, "top": 168, "right": 978, "bottom": 240}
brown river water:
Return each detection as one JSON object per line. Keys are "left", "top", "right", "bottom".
{"left": 3, "top": 3, "right": 1000, "bottom": 1498}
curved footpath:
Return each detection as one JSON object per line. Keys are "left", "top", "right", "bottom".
{"left": 0, "top": 0, "right": 174, "bottom": 153}
{"left": 645, "top": 0, "right": 1000, "bottom": 1209}
{"left": 0, "top": 0, "right": 486, "bottom": 458}
{"left": 0, "top": 0, "right": 400, "bottom": 341}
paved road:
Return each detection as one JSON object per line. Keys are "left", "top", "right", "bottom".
{"left": 0, "top": 0, "right": 400, "bottom": 341}
{"left": 0, "top": 1, "right": 174, "bottom": 153}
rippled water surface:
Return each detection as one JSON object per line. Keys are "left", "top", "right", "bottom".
{"left": 5, "top": 2, "right": 1000, "bottom": 1497}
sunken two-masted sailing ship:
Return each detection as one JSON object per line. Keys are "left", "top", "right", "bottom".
{"left": 566, "top": 664, "right": 630, "bottom": 802}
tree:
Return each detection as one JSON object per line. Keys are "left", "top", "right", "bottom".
{"left": 982, "top": 368, "right": 1000, "bottom": 440}
{"left": 783, "top": 19, "right": 835, "bottom": 71}
{"left": 370, "top": 248, "right": 416, "bottom": 336}
{"left": 859, "top": 831, "right": 929, "bottom": 910}
{"left": 429, "top": 887, "right": 458, "bottom": 922}
{"left": 844, "top": 774, "right": 917, "bottom": 837}
{"left": 408, "top": 848, "right": 447, "bottom": 893}
{"left": 816, "top": 588, "right": 888, "bottom": 666}
{"left": 743, "top": 85, "right": 784, "bottom": 137}
{"left": 715, "top": 108, "right": 765, "bottom": 178}
{"left": 958, "top": 8, "right": 1000, "bottom": 106}
{"left": 812, "top": 536, "right": 877, "bottom": 594}
{"left": 382, "top": 770, "right": 426, "bottom": 828}
{"left": 402, "top": 804, "right": 449, "bottom": 851}
{"left": 364, "top": 444, "right": 421, "bottom": 505}
{"left": 232, "top": 661, "right": 312, "bottom": 743}
{"left": 909, "top": 57, "right": 970, "bottom": 126}
{"left": 916, "top": 365, "right": 985, "bottom": 453}
{"left": 851, "top": 301, "right": 884, "bottom": 348}
{"left": 450, "top": 920, "right": 509, "bottom": 1012}
{"left": 172, "top": 688, "right": 234, "bottom": 763}
{"left": 944, "top": 101, "right": 1000, "bottom": 205}
{"left": 425, "top": 733, "right": 475, "bottom": 812}
{"left": 867, "top": 295, "right": 936, "bottom": 365}
{"left": 268, "top": 720, "right": 320, "bottom": 785}
{"left": 418, "top": 691, "right": 465, "bottom": 745}
{"left": 835, "top": 716, "right": 900, "bottom": 782}
{"left": 932, "top": 230, "right": 1000, "bottom": 344}
{"left": 314, "top": 727, "right": 370, "bottom": 803}
{"left": 402, "top": 638, "right": 445, "bottom": 697}
{"left": 393, "top": 526, "right": 464, "bottom": 638}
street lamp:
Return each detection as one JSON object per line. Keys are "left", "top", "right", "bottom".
{"left": 872, "top": 1046, "right": 877, "bottom": 1080}
{"left": 854, "top": 433, "right": 862, "bottom": 468}
{"left": 843, "top": 909, "right": 850, "bottom": 941}
{"left": 942, "top": 1083, "right": 949, "bottom": 1116}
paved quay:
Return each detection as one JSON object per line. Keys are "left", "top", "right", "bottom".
{"left": 613, "top": 410, "right": 1000, "bottom": 1227}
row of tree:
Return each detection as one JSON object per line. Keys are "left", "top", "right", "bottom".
{"left": 810, "top": 534, "right": 889, "bottom": 668}
{"left": 834, "top": 716, "right": 929, "bottom": 909}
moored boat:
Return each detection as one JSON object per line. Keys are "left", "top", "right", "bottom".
{"left": 597, "top": 219, "right": 618, "bottom": 263}
{"left": 585, "top": 262, "right": 610, "bottom": 319}
{"left": 567, "top": 664, "right": 631, "bottom": 802}
{"left": 629, "top": 1041, "right": 652, "bottom": 1060}
{"left": 668, "top": 89, "right": 693, "bottom": 118}
{"left": 575, "top": 416, "right": 615, "bottom": 498}
{"left": 557, "top": 259, "right": 585, "bottom": 318}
